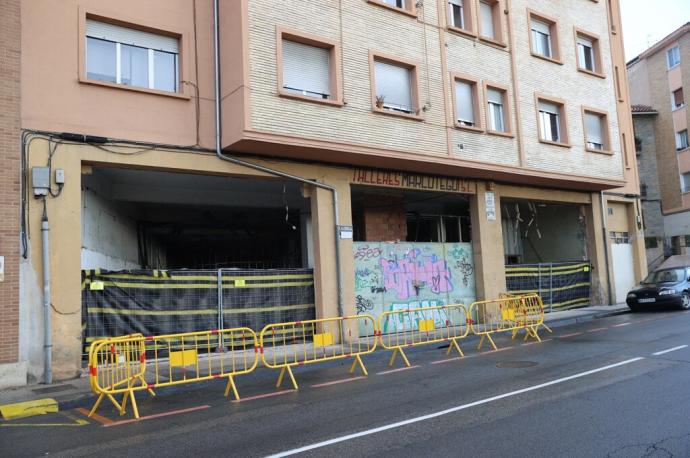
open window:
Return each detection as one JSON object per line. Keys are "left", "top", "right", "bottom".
{"left": 452, "top": 74, "right": 482, "bottom": 131}
{"left": 583, "top": 108, "right": 611, "bottom": 153}
{"left": 575, "top": 28, "right": 604, "bottom": 78}
{"left": 536, "top": 95, "right": 569, "bottom": 146}
{"left": 528, "top": 10, "right": 561, "bottom": 64}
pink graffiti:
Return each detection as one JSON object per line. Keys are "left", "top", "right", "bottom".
{"left": 379, "top": 249, "right": 453, "bottom": 300}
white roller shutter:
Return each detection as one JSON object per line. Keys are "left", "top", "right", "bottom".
{"left": 455, "top": 80, "right": 475, "bottom": 124}
{"left": 577, "top": 35, "right": 593, "bottom": 48}
{"left": 585, "top": 112, "right": 603, "bottom": 145}
{"left": 538, "top": 100, "right": 559, "bottom": 114}
{"left": 531, "top": 19, "right": 550, "bottom": 35}
{"left": 487, "top": 88, "right": 503, "bottom": 105}
{"left": 86, "top": 19, "right": 178, "bottom": 53}
{"left": 375, "top": 61, "right": 412, "bottom": 111}
{"left": 479, "top": 1, "right": 495, "bottom": 38}
{"left": 282, "top": 40, "right": 331, "bottom": 96}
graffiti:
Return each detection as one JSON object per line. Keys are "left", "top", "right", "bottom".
{"left": 448, "top": 245, "right": 474, "bottom": 287}
{"left": 354, "top": 245, "right": 384, "bottom": 261}
{"left": 354, "top": 267, "right": 381, "bottom": 291}
{"left": 379, "top": 249, "right": 453, "bottom": 300}
{"left": 370, "top": 286, "right": 387, "bottom": 294}
{"left": 355, "top": 295, "right": 374, "bottom": 314}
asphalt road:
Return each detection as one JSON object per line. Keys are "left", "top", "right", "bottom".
{"left": 2, "top": 309, "right": 690, "bottom": 458}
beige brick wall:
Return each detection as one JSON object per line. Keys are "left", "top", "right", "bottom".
{"left": 0, "top": 0, "right": 20, "bottom": 364}
{"left": 246, "top": 0, "right": 624, "bottom": 181}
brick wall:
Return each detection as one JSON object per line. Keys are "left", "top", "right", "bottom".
{"left": 362, "top": 194, "right": 407, "bottom": 242}
{"left": 634, "top": 114, "right": 664, "bottom": 238}
{"left": 0, "top": 0, "right": 21, "bottom": 364}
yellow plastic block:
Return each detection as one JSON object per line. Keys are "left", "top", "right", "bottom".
{"left": 419, "top": 319, "right": 435, "bottom": 332}
{"left": 501, "top": 309, "right": 516, "bottom": 320}
{"left": 170, "top": 349, "right": 198, "bottom": 367}
{"left": 313, "top": 332, "right": 334, "bottom": 348}
{"left": 90, "top": 281, "right": 105, "bottom": 291}
{"left": 234, "top": 279, "right": 246, "bottom": 287}
{"left": 0, "top": 398, "right": 58, "bottom": 420}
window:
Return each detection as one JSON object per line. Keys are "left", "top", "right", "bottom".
{"left": 478, "top": 1, "right": 504, "bottom": 45}
{"left": 485, "top": 84, "right": 511, "bottom": 134}
{"left": 645, "top": 237, "right": 658, "bottom": 249}
{"left": 448, "top": 0, "right": 474, "bottom": 34}
{"left": 635, "top": 135, "right": 643, "bottom": 153}
{"left": 682, "top": 172, "right": 690, "bottom": 193}
{"left": 609, "top": 231, "right": 630, "bottom": 244}
{"left": 677, "top": 129, "right": 689, "bottom": 151}
{"left": 640, "top": 183, "right": 648, "bottom": 197}
{"left": 528, "top": 11, "right": 560, "bottom": 63}
{"left": 672, "top": 87, "right": 685, "bottom": 109}
{"left": 576, "top": 30, "right": 603, "bottom": 76}
{"left": 667, "top": 45, "right": 681, "bottom": 69}
{"left": 537, "top": 97, "right": 568, "bottom": 145}
{"left": 85, "top": 19, "right": 179, "bottom": 93}
{"left": 453, "top": 75, "right": 481, "bottom": 130}
{"left": 368, "top": 0, "right": 416, "bottom": 16}
{"left": 583, "top": 109, "right": 610, "bottom": 152}
{"left": 372, "top": 54, "right": 420, "bottom": 118}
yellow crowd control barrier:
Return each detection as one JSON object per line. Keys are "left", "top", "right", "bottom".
{"left": 378, "top": 304, "right": 470, "bottom": 367}
{"left": 499, "top": 292, "right": 552, "bottom": 333}
{"left": 259, "top": 315, "right": 377, "bottom": 390}
{"left": 469, "top": 294, "right": 545, "bottom": 351}
{"left": 88, "top": 327, "right": 258, "bottom": 419}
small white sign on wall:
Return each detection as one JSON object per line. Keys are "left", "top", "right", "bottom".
{"left": 0, "top": 256, "right": 4, "bottom": 282}
{"left": 485, "top": 192, "right": 496, "bottom": 221}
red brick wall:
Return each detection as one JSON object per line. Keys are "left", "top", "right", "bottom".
{"left": 0, "top": 0, "right": 21, "bottom": 364}
{"left": 362, "top": 194, "right": 407, "bottom": 242}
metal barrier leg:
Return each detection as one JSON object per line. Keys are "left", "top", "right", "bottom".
{"left": 120, "top": 391, "right": 129, "bottom": 416}
{"left": 349, "top": 355, "right": 368, "bottom": 376}
{"left": 446, "top": 338, "right": 464, "bottom": 357}
{"left": 526, "top": 326, "right": 541, "bottom": 342}
{"left": 129, "top": 391, "right": 140, "bottom": 419}
{"left": 224, "top": 375, "right": 240, "bottom": 400}
{"left": 541, "top": 323, "right": 553, "bottom": 333}
{"left": 276, "top": 366, "right": 298, "bottom": 390}
{"left": 388, "top": 347, "right": 411, "bottom": 368}
{"left": 477, "top": 334, "right": 498, "bottom": 351}
{"left": 88, "top": 393, "right": 105, "bottom": 417}
{"left": 138, "top": 375, "right": 155, "bottom": 396}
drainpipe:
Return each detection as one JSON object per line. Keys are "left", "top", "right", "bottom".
{"left": 41, "top": 203, "right": 53, "bottom": 384}
{"left": 211, "top": 0, "right": 344, "bottom": 317}
{"left": 600, "top": 192, "right": 613, "bottom": 305}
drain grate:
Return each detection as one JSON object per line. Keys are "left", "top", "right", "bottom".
{"left": 496, "top": 361, "right": 539, "bottom": 368}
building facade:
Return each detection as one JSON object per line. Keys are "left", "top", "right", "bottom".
{"left": 1, "top": 0, "right": 643, "bottom": 386}
{"left": 628, "top": 23, "right": 690, "bottom": 263}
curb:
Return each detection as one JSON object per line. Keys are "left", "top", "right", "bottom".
{"left": 544, "top": 309, "right": 629, "bottom": 329}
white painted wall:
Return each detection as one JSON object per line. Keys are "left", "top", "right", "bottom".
{"left": 81, "top": 188, "right": 141, "bottom": 270}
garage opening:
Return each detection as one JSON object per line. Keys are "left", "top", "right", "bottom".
{"left": 81, "top": 166, "right": 315, "bottom": 350}
{"left": 350, "top": 186, "right": 476, "bottom": 334}
{"left": 501, "top": 199, "right": 591, "bottom": 310}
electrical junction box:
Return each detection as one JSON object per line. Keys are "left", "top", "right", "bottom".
{"left": 32, "top": 167, "right": 50, "bottom": 196}
{"left": 55, "top": 169, "right": 65, "bottom": 185}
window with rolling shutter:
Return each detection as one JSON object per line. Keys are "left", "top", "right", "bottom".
{"left": 455, "top": 80, "right": 476, "bottom": 126}
{"left": 282, "top": 39, "right": 331, "bottom": 99}
{"left": 531, "top": 19, "right": 551, "bottom": 57}
{"left": 449, "top": 0, "right": 465, "bottom": 29}
{"left": 85, "top": 19, "right": 179, "bottom": 92}
{"left": 577, "top": 35, "right": 595, "bottom": 72}
{"left": 487, "top": 88, "right": 505, "bottom": 132}
{"left": 585, "top": 112, "right": 604, "bottom": 150}
{"left": 479, "top": 1, "right": 495, "bottom": 39}
{"left": 538, "top": 100, "right": 561, "bottom": 143}
{"left": 375, "top": 60, "right": 413, "bottom": 113}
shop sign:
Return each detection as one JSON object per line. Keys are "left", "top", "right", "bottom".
{"left": 352, "top": 169, "right": 475, "bottom": 194}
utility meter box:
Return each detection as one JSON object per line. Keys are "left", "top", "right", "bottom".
{"left": 32, "top": 167, "right": 50, "bottom": 196}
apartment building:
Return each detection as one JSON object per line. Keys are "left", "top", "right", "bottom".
{"left": 0, "top": 0, "right": 642, "bottom": 386}
{"left": 628, "top": 23, "right": 690, "bottom": 265}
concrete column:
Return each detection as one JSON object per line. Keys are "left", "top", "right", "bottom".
{"left": 628, "top": 199, "right": 648, "bottom": 282}
{"left": 470, "top": 185, "right": 506, "bottom": 301}
{"left": 586, "top": 193, "right": 610, "bottom": 305}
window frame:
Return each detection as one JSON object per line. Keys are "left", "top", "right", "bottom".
{"left": 535, "top": 93, "right": 570, "bottom": 147}
{"left": 367, "top": 0, "right": 418, "bottom": 18}
{"left": 369, "top": 51, "right": 423, "bottom": 121}
{"left": 477, "top": 0, "right": 506, "bottom": 47}
{"left": 676, "top": 129, "right": 690, "bottom": 152}
{"left": 483, "top": 81, "right": 513, "bottom": 137}
{"left": 682, "top": 171, "right": 690, "bottom": 194}
{"left": 276, "top": 27, "right": 343, "bottom": 107}
{"left": 451, "top": 72, "right": 483, "bottom": 132}
{"left": 446, "top": 0, "right": 477, "bottom": 38}
{"left": 574, "top": 27, "right": 605, "bottom": 78}
{"left": 672, "top": 87, "right": 685, "bottom": 110}
{"left": 581, "top": 106, "right": 612, "bottom": 155}
{"left": 667, "top": 45, "right": 681, "bottom": 70}
{"left": 527, "top": 9, "right": 562, "bottom": 65}
{"left": 78, "top": 12, "right": 188, "bottom": 100}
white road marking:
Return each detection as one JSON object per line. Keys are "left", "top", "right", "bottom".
{"left": 652, "top": 345, "right": 688, "bottom": 356}
{"left": 266, "top": 357, "right": 645, "bottom": 457}
{"left": 612, "top": 323, "right": 632, "bottom": 327}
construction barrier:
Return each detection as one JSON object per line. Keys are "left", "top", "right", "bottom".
{"left": 470, "top": 294, "right": 545, "bottom": 351}
{"left": 259, "top": 315, "right": 377, "bottom": 389}
{"left": 378, "top": 304, "right": 470, "bottom": 367}
{"left": 88, "top": 327, "right": 258, "bottom": 419}
{"left": 500, "top": 292, "right": 552, "bottom": 333}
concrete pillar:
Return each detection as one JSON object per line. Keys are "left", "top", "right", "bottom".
{"left": 470, "top": 185, "right": 506, "bottom": 301}
{"left": 628, "top": 199, "right": 648, "bottom": 282}
{"left": 586, "top": 193, "right": 610, "bottom": 305}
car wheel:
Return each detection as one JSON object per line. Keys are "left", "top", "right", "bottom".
{"left": 628, "top": 303, "right": 641, "bottom": 312}
{"left": 680, "top": 292, "right": 690, "bottom": 310}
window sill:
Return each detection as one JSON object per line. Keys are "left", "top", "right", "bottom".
{"left": 279, "top": 91, "right": 344, "bottom": 107}
{"left": 478, "top": 36, "right": 507, "bottom": 48}
{"left": 447, "top": 26, "right": 477, "bottom": 39}
{"left": 454, "top": 123, "right": 484, "bottom": 133}
{"left": 373, "top": 106, "right": 424, "bottom": 121}
{"left": 578, "top": 68, "right": 606, "bottom": 79}
{"left": 486, "top": 129, "right": 514, "bottom": 138}
{"left": 530, "top": 52, "right": 564, "bottom": 65}
{"left": 79, "top": 77, "right": 190, "bottom": 100}
{"left": 677, "top": 147, "right": 690, "bottom": 154}
{"left": 586, "top": 147, "right": 613, "bottom": 155}
{"left": 539, "top": 138, "right": 571, "bottom": 148}
{"left": 672, "top": 104, "right": 686, "bottom": 112}
{"left": 366, "top": 0, "right": 417, "bottom": 18}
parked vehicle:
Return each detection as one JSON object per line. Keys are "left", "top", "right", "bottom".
{"left": 626, "top": 267, "right": 690, "bottom": 311}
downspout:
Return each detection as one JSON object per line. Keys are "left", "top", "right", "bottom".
{"left": 41, "top": 201, "right": 52, "bottom": 384}
{"left": 600, "top": 192, "right": 613, "bottom": 305}
{"left": 211, "top": 0, "right": 344, "bottom": 316}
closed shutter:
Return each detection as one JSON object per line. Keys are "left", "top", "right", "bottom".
{"left": 479, "top": 1, "right": 495, "bottom": 38}
{"left": 487, "top": 88, "right": 502, "bottom": 105}
{"left": 455, "top": 80, "right": 475, "bottom": 124}
{"left": 282, "top": 39, "right": 331, "bottom": 97}
{"left": 531, "top": 19, "right": 550, "bottom": 35}
{"left": 585, "top": 112, "right": 603, "bottom": 145}
{"left": 86, "top": 19, "right": 178, "bottom": 53}
{"left": 375, "top": 61, "right": 412, "bottom": 111}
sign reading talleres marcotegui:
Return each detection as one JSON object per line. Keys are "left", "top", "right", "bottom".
{"left": 352, "top": 169, "right": 476, "bottom": 194}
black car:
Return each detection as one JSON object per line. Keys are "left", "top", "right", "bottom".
{"left": 626, "top": 267, "right": 690, "bottom": 311}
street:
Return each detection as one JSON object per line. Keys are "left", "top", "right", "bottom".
{"left": 2, "top": 310, "right": 690, "bottom": 457}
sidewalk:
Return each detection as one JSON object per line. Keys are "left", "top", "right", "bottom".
{"left": 0, "top": 303, "right": 630, "bottom": 412}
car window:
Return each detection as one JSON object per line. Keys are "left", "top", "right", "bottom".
{"left": 645, "top": 269, "right": 685, "bottom": 283}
